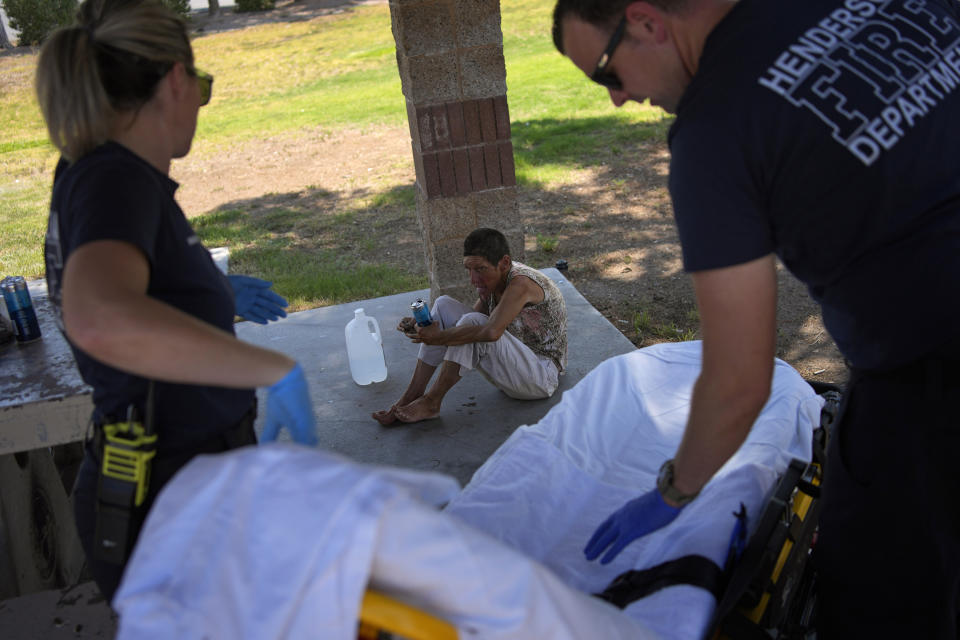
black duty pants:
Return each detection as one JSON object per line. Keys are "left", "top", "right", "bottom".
{"left": 814, "top": 356, "right": 960, "bottom": 639}
{"left": 72, "top": 407, "right": 258, "bottom": 604}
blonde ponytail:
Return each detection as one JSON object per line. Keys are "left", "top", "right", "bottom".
{"left": 36, "top": 26, "right": 114, "bottom": 162}
{"left": 35, "top": 0, "right": 194, "bottom": 162}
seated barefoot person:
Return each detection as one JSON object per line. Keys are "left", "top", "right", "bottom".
{"left": 373, "top": 228, "right": 567, "bottom": 425}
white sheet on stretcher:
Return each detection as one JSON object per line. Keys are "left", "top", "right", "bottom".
{"left": 112, "top": 448, "right": 655, "bottom": 639}
{"left": 113, "top": 341, "right": 821, "bottom": 640}
{"left": 445, "top": 341, "right": 823, "bottom": 639}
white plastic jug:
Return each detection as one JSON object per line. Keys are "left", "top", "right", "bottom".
{"left": 344, "top": 308, "right": 388, "bottom": 385}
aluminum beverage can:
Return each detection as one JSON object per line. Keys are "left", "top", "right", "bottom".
{"left": 411, "top": 298, "right": 432, "bottom": 327}
{"left": 1, "top": 276, "right": 42, "bottom": 343}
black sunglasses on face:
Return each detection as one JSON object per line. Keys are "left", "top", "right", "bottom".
{"left": 590, "top": 16, "right": 627, "bottom": 91}
{"left": 189, "top": 68, "right": 214, "bottom": 107}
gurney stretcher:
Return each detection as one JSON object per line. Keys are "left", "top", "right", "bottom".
{"left": 113, "top": 342, "right": 833, "bottom": 640}
{"left": 357, "top": 411, "right": 834, "bottom": 640}
{"left": 355, "top": 386, "right": 840, "bottom": 640}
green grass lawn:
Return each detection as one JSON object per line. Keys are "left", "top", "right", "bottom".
{"left": 0, "top": 0, "right": 668, "bottom": 306}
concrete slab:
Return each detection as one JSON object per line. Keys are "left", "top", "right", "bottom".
{"left": 238, "top": 268, "right": 635, "bottom": 486}
{"left": 0, "top": 268, "right": 636, "bottom": 638}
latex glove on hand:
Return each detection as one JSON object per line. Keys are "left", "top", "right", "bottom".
{"left": 584, "top": 488, "right": 683, "bottom": 565}
{"left": 260, "top": 363, "right": 317, "bottom": 446}
{"left": 228, "top": 275, "right": 288, "bottom": 324}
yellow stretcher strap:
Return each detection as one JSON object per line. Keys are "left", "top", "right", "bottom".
{"left": 358, "top": 589, "right": 457, "bottom": 640}
{"left": 742, "top": 458, "right": 822, "bottom": 626}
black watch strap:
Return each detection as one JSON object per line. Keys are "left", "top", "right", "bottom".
{"left": 657, "top": 459, "right": 699, "bottom": 506}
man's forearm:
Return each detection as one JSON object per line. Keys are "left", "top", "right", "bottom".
{"left": 670, "top": 255, "right": 777, "bottom": 500}
{"left": 670, "top": 369, "right": 770, "bottom": 499}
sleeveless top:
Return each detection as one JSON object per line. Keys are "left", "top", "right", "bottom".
{"left": 484, "top": 262, "right": 568, "bottom": 372}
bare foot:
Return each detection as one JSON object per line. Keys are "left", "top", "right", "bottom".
{"left": 394, "top": 396, "right": 441, "bottom": 423}
{"left": 372, "top": 404, "right": 401, "bottom": 425}
{"left": 373, "top": 394, "right": 421, "bottom": 425}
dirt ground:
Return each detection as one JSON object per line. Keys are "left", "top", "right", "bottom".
{"left": 175, "top": 0, "right": 848, "bottom": 387}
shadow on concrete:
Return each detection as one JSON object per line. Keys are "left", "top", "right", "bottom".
{"left": 233, "top": 268, "right": 636, "bottom": 487}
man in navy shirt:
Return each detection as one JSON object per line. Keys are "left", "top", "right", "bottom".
{"left": 553, "top": 0, "right": 960, "bottom": 636}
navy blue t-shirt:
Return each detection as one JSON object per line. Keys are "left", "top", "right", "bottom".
{"left": 45, "top": 142, "right": 254, "bottom": 454}
{"left": 669, "top": 0, "right": 960, "bottom": 369}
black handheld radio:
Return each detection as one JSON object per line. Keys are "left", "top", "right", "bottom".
{"left": 94, "top": 382, "right": 157, "bottom": 565}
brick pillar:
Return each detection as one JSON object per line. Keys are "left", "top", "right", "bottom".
{"left": 389, "top": 0, "right": 522, "bottom": 303}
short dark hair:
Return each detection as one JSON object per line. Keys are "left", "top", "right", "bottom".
{"left": 552, "top": 0, "right": 631, "bottom": 53}
{"left": 464, "top": 228, "right": 510, "bottom": 267}
{"left": 552, "top": 0, "right": 688, "bottom": 54}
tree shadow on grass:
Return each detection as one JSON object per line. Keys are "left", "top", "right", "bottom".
{"left": 511, "top": 114, "right": 674, "bottom": 191}
{"left": 191, "top": 115, "right": 674, "bottom": 311}
{"left": 190, "top": 0, "right": 367, "bottom": 38}
{"left": 0, "top": 46, "right": 36, "bottom": 59}
{"left": 192, "top": 113, "right": 844, "bottom": 383}
{"left": 511, "top": 115, "right": 845, "bottom": 383}
{"left": 192, "top": 181, "right": 427, "bottom": 307}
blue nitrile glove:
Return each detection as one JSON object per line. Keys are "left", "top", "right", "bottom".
{"left": 227, "top": 275, "right": 288, "bottom": 324}
{"left": 261, "top": 363, "right": 318, "bottom": 446}
{"left": 584, "top": 488, "right": 684, "bottom": 565}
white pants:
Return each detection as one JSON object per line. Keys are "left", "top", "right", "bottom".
{"left": 418, "top": 296, "right": 559, "bottom": 400}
